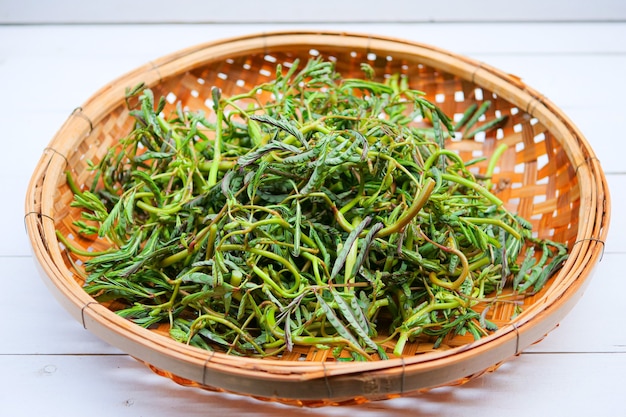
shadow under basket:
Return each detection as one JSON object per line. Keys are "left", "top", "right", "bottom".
{"left": 25, "top": 31, "right": 610, "bottom": 407}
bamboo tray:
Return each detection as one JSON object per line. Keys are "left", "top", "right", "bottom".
{"left": 24, "top": 31, "right": 610, "bottom": 407}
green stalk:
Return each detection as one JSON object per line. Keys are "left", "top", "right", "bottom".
{"left": 377, "top": 177, "right": 436, "bottom": 237}
{"left": 263, "top": 305, "right": 372, "bottom": 359}
{"left": 484, "top": 143, "right": 508, "bottom": 190}
{"left": 55, "top": 230, "right": 112, "bottom": 257}
{"left": 463, "top": 217, "right": 521, "bottom": 240}
{"left": 440, "top": 172, "right": 504, "bottom": 207}
{"left": 208, "top": 103, "right": 224, "bottom": 187}
{"left": 394, "top": 300, "right": 461, "bottom": 356}
{"left": 220, "top": 244, "right": 302, "bottom": 295}
{"left": 188, "top": 313, "right": 265, "bottom": 354}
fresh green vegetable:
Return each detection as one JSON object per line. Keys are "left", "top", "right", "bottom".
{"left": 62, "top": 58, "right": 567, "bottom": 360}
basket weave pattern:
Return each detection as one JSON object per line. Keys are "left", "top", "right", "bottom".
{"left": 25, "top": 31, "right": 609, "bottom": 406}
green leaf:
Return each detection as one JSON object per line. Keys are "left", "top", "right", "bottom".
{"left": 182, "top": 272, "right": 214, "bottom": 285}
{"left": 330, "top": 217, "right": 372, "bottom": 280}
{"left": 316, "top": 293, "right": 361, "bottom": 348}
{"left": 237, "top": 140, "right": 302, "bottom": 167}
{"left": 197, "top": 327, "right": 231, "bottom": 347}
{"left": 250, "top": 114, "right": 307, "bottom": 149}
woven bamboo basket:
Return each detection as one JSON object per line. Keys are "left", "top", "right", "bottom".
{"left": 25, "top": 31, "right": 610, "bottom": 407}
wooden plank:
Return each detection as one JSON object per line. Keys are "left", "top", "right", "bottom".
{"left": 525, "top": 251, "right": 626, "bottom": 353}
{"left": 604, "top": 176, "right": 624, "bottom": 253}
{"left": 0, "top": 257, "right": 122, "bottom": 355}
{"left": 1, "top": 352, "right": 624, "bottom": 415}
{"left": 2, "top": 22, "right": 626, "bottom": 57}
{"left": 2, "top": 0, "right": 626, "bottom": 24}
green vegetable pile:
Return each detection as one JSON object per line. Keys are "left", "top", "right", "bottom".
{"left": 61, "top": 58, "right": 567, "bottom": 360}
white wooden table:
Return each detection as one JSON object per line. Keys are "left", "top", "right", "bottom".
{"left": 2, "top": 2, "right": 625, "bottom": 415}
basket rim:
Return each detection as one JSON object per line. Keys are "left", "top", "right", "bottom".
{"left": 24, "top": 30, "right": 611, "bottom": 402}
